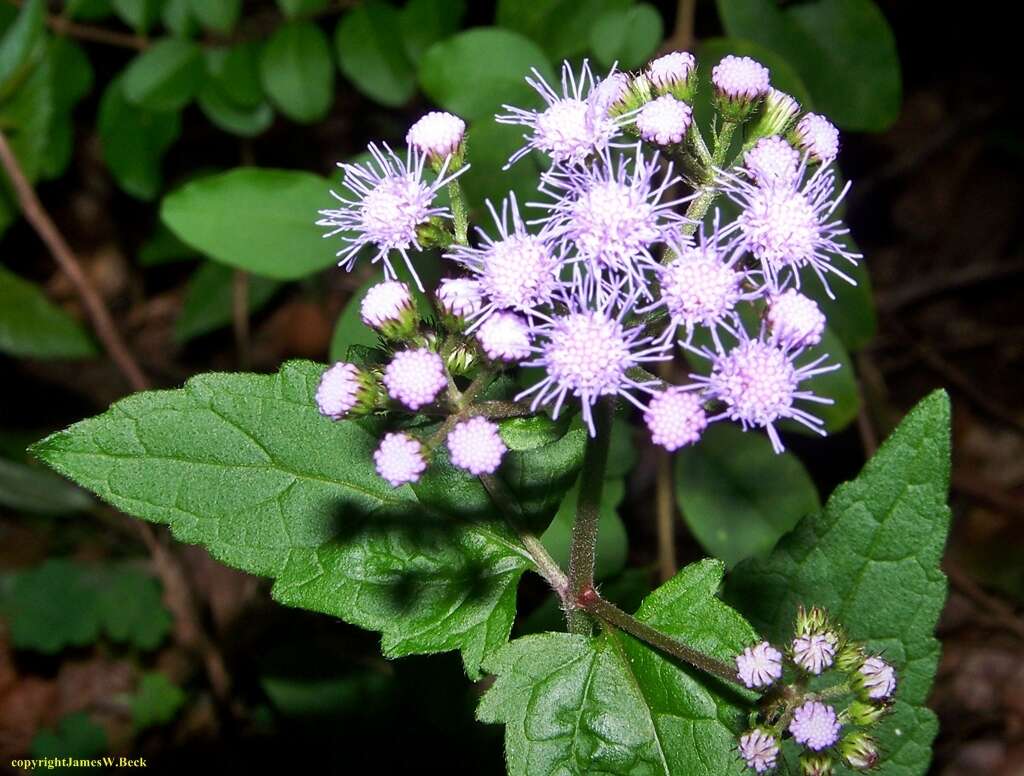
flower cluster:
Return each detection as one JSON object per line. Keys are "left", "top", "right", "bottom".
{"left": 735, "top": 606, "right": 897, "bottom": 774}
{"left": 313, "top": 47, "right": 860, "bottom": 486}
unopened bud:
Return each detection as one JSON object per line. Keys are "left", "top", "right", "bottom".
{"left": 647, "top": 51, "right": 697, "bottom": 101}
{"left": 800, "top": 753, "right": 834, "bottom": 776}
{"left": 361, "top": 281, "right": 418, "bottom": 340}
{"left": 841, "top": 732, "right": 880, "bottom": 770}
{"left": 843, "top": 699, "right": 889, "bottom": 727}
{"left": 711, "top": 55, "right": 770, "bottom": 122}
{"left": 749, "top": 88, "right": 801, "bottom": 140}
{"left": 316, "top": 362, "right": 383, "bottom": 419}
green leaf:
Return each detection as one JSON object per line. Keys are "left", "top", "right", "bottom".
{"left": 0, "top": 0, "right": 42, "bottom": 90}
{"left": 399, "top": 0, "right": 466, "bottom": 65}
{"left": 260, "top": 21, "right": 334, "bottom": 123}
{"left": 65, "top": 0, "right": 115, "bottom": 22}
{"left": 460, "top": 120, "right": 542, "bottom": 218}
{"left": 725, "top": 390, "right": 952, "bottom": 776}
{"left": 31, "top": 713, "right": 107, "bottom": 762}
{"left": 49, "top": 38, "right": 94, "bottom": 113}
{"left": 131, "top": 672, "right": 187, "bottom": 731}
{"left": 496, "top": 0, "right": 632, "bottom": 62}
{"left": 0, "top": 266, "right": 97, "bottom": 358}
{"left": 334, "top": 2, "right": 416, "bottom": 108}
{"left": 479, "top": 559, "right": 758, "bottom": 776}
{"left": 160, "top": 167, "right": 336, "bottom": 279}
{"left": 204, "top": 43, "right": 264, "bottom": 107}
{"left": 675, "top": 423, "right": 819, "bottom": 567}
{"left": 329, "top": 277, "right": 384, "bottom": 362}
{"left": 277, "top": 0, "right": 330, "bottom": 19}
{"left": 176, "top": 261, "right": 283, "bottom": 343}
{"left": 589, "top": 3, "right": 663, "bottom": 70}
{"left": 541, "top": 475, "right": 627, "bottom": 580}
{"left": 0, "top": 37, "right": 54, "bottom": 183}
{"left": 31, "top": 361, "right": 585, "bottom": 677}
{"left": 188, "top": 0, "right": 240, "bottom": 35}
{"left": 161, "top": 0, "right": 198, "bottom": 37}
{"left": 262, "top": 670, "right": 392, "bottom": 718}
{"left": 98, "top": 75, "right": 181, "bottom": 199}
{"left": 122, "top": 38, "right": 205, "bottom": 111}
{"left": 1, "top": 559, "right": 173, "bottom": 653}
{"left": 111, "top": 0, "right": 164, "bottom": 33}
{"left": 419, "top": 28, "right": 555, "bottom": 122}
{"left": 138, "top": 221, "right": 196, "bottom": 266}
{"left": 716, "top": 0, "right": 901, "bottom": 131}
{"left": 0, "top": 457, "right": 94, "bottom": 515}
{"left": 198, "top": 87, "right": 274, "bottom": 136}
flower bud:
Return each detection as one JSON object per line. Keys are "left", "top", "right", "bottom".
{"left": 843, "top": 699, "right": 889, "bottom": 727}
{"left": 790, "top": 112, "right": 840, "bottom": 164}
{"left": 406, "top": 111, "right": 467, "bottom": 170}
{"left": 442, "top": 339, "right": 479, "bottom": 378}
{"left": 794, "top": 605, "right": 831, "bottom": 638}
{"left": 739, "top": 728, "right": 779, "bottom": 774}
{"left": 800, "top": 753, "right": 834, "bottom": 776}
{"left": 711, "top": 55, "right": 770, "bottom": 122}
{"left": 749, "top": 88, "right": 801, "bottom": 140}
{"left": 361, "top": 280, "right": 419, "bottom": 341}
{"left": 647, "top": 51, "right": 697, "bottom": 101}
{"left": 854, "top": 656, "right": 897, "bottom": 701}
{"left": 841, "top": 732, "right": 880, "bottom": 770}
{"left": 436, "top": 277, "right": 483, "bottom": 331}
{"left": 835, "top": 641, "right": 866, "bottom": 673}
{"left": 316, "top": 362, "right": 385, "bottom": 419}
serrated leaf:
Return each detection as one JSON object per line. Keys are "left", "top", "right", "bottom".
{"left": 122, "top": 37, "right": 205, "bottom": 111}
{"left": 176, "top": 261, "right": 282, "bottom": 343}
{"left": 0, "top": 266, "right": 97, "bottom": 358}
{"left": 589, "top": 3, "right": 663, "bottom": 70}
{"left": 260, "top": 21, "right": 334, "bottom": 123}
{"left": 419, "top": 28, "right": 555, "bottom": 122}
{"left": 131, "top": 672, "right": 187, "bottom": 731}
{"left": 675, "top": 423, "right": 819, "bottom": 567}
{"left": 31, "top": 361, "right": 586, "bottom": 677}
{"left": 160, "top": 167, "right": 335, "bottom": 279}
{"left": 716, "top": 0, "right": 901, "bottom": 131}
{"left": 725, "top": 390, "right": 952, "bottom": 776}
{"left": 188, "top": 0, "right": 239, "bottom": 35}
{"left": 334, "top": 1, "right": 416, "bottom": 108}
{"left": 0, "top": 457, "right": 94, "bottom": 515}
{"left": 479, "top": 560, "right": 758, "bottom": 776}
{"left": 0, "top": 559, "right": 173, "bottom": 653}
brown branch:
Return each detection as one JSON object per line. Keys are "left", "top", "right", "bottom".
{"left": 0, "top": 130, "right": 150, "bottom": 392}
{"left": 655, "top": 450, "right": 678, "bottom": 583}
{"left": 663, "top": 0, "right": 698, "bottom": 53}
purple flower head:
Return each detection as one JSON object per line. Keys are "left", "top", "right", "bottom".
{"left": 689, "top": 327, "right": 839, "bottom": 453}
{"left": 792, "top": 633, "right": 836, "bottom": 675}
{"left": 477, "top": 311, "right": 532, "bottom": 363}
{"left": 446, "top": 193, "right": 561, "bottom": 321}
{"left": 739, "top": 728, "right": 779, "bottom": 774}
{"left": 647, "top": 51, "right": 696, "bottom": 92}
{"left": 768, "top": 289, "right": 826, "bottom": 348}
{"left": 406, "top": 111, "right": 466, "bottom": 161}
{"left": 374, "top": 432, "right": 427, "bottom": 487}
{"left": 793, "top": 112, "right": 840, "bottom": 164}
{"left": 718, "top": 163, "right": 861, "bottom": 297}
{"left": 383, "top": 348, "right": 447, "bottom": 410}
{"left": 735, "top": 641, "right": 783, "bottom": 689}
{"left": 590, "top": 71, "right": 632, "bottom": 116}
{"left": 789, "top": 701, "right": 841, "bottom": 751}
{"left": 644, "top": 386, "right": 708, "bottom": 451}
{"left": 316, "top": 362, "right": 362, "bottom": 419}
{"left": 516, "top": 290, "right": 669, "bottom": 435}
{"left": 859, "top": 656, "right": 897, "bottom": 700}
{"left": 743, "top": 136, "right": 801, "bottom": 187}
{"left": 712, "top": 55, "right": 770, "bottom": 101}
{"left": 496, "top": 60, "right": 627, "bottom": 168}
{"left": 437, "top": 277, "right": 484, "bottom": 320}
{"left": 317, "top": 143, "right": 466, "bottom": 292}
{"left": 533, "top": 144, "right": 687, "bottom": 300}
{"left": 446, "top": 417, "right": 507, "bottom": 475}
{"left": 360, "top": 280, "right": 417, "bottom": 339}
{"left": 635, "top": 95, "right": 693, "bottom": 146}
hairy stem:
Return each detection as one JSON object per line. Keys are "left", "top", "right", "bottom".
{"left": 447, "top": 177, "right": 471, "bottom": 246}
{"left": 566, "top": 400, "right": 614, "bottom": 634}
{"left": 579, "top": 590, "right": 744, "bottom": 687}
{"left": 673, "top": 119, "right": 739, "bottom": 247}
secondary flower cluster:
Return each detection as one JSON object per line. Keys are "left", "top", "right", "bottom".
{"left": 314, "top": 48, "right": 862, "bottom": 484}
{"left": 735, "top": 606, "right": 897, "bottom": 774}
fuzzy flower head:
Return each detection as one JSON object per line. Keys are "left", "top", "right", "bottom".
{"left": 719, "top": 164, "right": 861, "bottom": 297}
{"left": 477, "top": 311, "right": 532, "bottom": 362}
{"left": 793, "top": 113, "right": 840, "bottom": 164}
{"left": 736, "top": 641, "right": 783, "bottom": 689}
{"left": 316, "top": 362, "right": 362, "bottom": 419}
{"left": 496, "top": 60, "right": 625, "bottom": 167}
{"left": 739, "top": 728, "right": 779, "bottom": 774}
{"left": 744, "top": 136, "right": 801, "bottom": 186}
{"left": 692, "top": 329, "right": 838, "bottom": 452}
{"left": 768, "top": 290, "right": 826, "bottom": 348}
{"left": 792, "top": 633, "right": 837, "bottom": 675}
{"left": 406, "top": 111, "right": 466, "bottom": 162}
{"left": 712, "top": 55, "right": 770, "bottom": 119}
{"left": 447, "top": 417, "right": 507, "bottom": 475}
{"left": 858, "top": 657, "right": 897, "bottom": 700}
{"left": 317, "top": 143, "right": 465, "bottom": 291}
{"left": 789, "top": 701, "right": 841, "bottom": 751}
{"left": 437, "top": 277, "right": 484, "bottom": 321}
{"left": 374, "top": 432, "right": 427, "bottom": 487}
{"left": 517, "top": 292, "right": 668, "bottom": 435}
{"left": 360, "top": 280, "right": 417, "bottom": 339}
{"left": 644, "top": 386, "right": 708, "bottom": 451}
{"left": 383, "top": 348, "right": 447, "bottom": 410}
{"left": 635, "top": 95, "right": 693, "bottom": 146}
{"left": 647, "top": 51, "right": 696, "bottom": 96}
{"left": 447, "top": 193, "right": 561, "bottom": 319}
{"left": 534, "top": 145, "right": 685, "bottom": 299}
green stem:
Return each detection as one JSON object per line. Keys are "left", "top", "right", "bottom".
{"left": 447, "top": 177, "right": 470, "bottom": 246}
{"left": 581, "top": 592, "right": 744, "bottom": 688}
{"left": 671, "top": 119, "right": 739, "bottom": 250}
{"left": 565, "top": 399, "right": 614, "bottom": 635}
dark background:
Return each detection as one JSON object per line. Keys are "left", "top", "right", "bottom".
{"left": 2, "top": 1, "right": 1022, "bottom": 773}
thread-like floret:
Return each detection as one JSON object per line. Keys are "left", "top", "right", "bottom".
{"left": 644, "top": 387, "right": 708, "bottom": 451}
{"left": 447, "top": 417, "right": 507, "bottom": 475}
{"left": 736, "top": 641, "right": 783, "bottom": 688}
{"left": 635, "top": 95, "right": 692, "bottom": 145}
{"left": 374, "top": 432, "right": 426, "bottom": 486}
{"left": 661, "top": 247, "right": 742, "bottom": 333}
{"left": 789, "top": 701, "right": 841, "bottom": 751}
{"left": 383, "top": 348, "right": 447, "bottom": 410}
